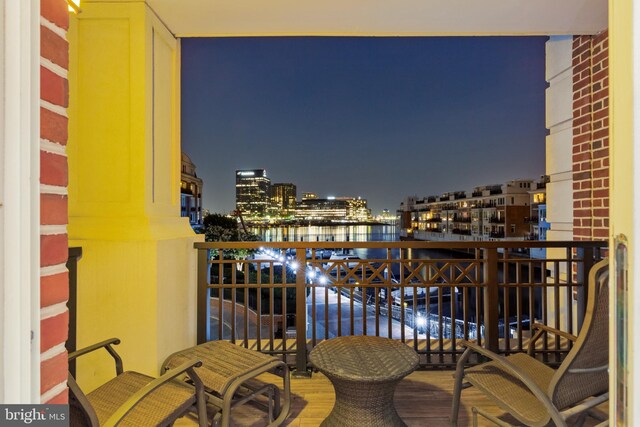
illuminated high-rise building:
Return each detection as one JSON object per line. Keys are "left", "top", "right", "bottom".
{"left": 235, "top": 169, "right": 270, "bottom": 217}
{"left": 270, "top": 183, "right": 297, "bottom": 217}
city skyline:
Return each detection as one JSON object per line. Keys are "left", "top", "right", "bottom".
{"left": 182, "top": 36, "right": 547, "bottom": 214}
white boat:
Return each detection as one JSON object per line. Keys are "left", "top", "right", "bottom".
{"left": 327, "top": 252, "right": 361, "bottom": 269}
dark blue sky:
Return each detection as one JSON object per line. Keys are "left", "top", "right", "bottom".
{"left": 181, "top": 37, "right": 547, "bottom": 215}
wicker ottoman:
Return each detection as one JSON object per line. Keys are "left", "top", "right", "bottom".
{"left": 309, "top": 336, "right": 419, "bottom": 427}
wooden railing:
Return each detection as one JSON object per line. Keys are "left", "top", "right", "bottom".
{"left": 195, "top": 241, "right": 606, "bottom": 373}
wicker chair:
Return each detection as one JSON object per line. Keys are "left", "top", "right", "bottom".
{"left": 68, "top": 338, "right": 208, "bottom": 427}
{"left": 450, "top": 259, "right": 609, "bottom": 427}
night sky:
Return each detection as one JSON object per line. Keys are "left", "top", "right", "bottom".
{"left": 181, "top": 37, "right": 547, "bottom": 215}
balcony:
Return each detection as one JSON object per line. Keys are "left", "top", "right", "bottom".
{"left": 177, "top": 240, "right": 608, "bottom": 424}
{"left": 489, "top": 216, "right": 502, "bottom": 224}
{"left": 195, "top": 240, "right": 605, "bottom": 373}
{"left": 174, "top": 367, "right": 608, "bottom": 426}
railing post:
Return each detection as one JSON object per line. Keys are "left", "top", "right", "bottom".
{"left": 576, "top": 247, "right": 594, "bottom": 331}
{"left": 197, "top": 248, "right": 210, "bottom": 344}
{"left": 294, "top": 249, "right": 311, "bottom": 376}
{"left": 66, "top": 247, "right": 83, "bottom": 377}
{"left": 483, "top": 247, "right": 499, "bottom": 352}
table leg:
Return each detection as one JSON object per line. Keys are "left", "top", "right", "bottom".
{"left": 322, "top": 375, "right": 407, "bottom": 427}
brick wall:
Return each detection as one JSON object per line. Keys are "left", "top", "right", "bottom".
{"left": 40, "top": 0, "right": 69, "bottom": 404}
{"left": 572, "top": 31, "right": 609, "bottom": 241}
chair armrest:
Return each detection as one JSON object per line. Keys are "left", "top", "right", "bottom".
{"left": 69, "top": 338, "right": 123, "bottom": 375}
{"left": 458, "top": 340, "right": 566, "bottom": 426}
{"left": 102, "top": 359, "right": 205, "bottom": 427}
{"left": 527, "top": 323, "right": 577, "bottom": 356}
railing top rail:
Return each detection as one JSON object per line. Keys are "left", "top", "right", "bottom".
{"left": 194, "top": 240, "right": 607, "bottom": 250}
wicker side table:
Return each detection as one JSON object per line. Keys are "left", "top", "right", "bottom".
{"left": 308, "top": 336, "right": 419, "bottom": 427}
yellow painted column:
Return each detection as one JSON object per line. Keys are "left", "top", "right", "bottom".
{"left": 609, "top": 0, "right": 637, "bottom": 423}
{"left": 67, "top": 1, "right": 202, "bottom": 390}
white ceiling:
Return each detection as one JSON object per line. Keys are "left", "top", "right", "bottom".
{"left": 139, "top": 0, "right": 608, "bottom": 38}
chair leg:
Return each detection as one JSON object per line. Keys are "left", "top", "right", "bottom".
{"left": 472, "top": 407, "right": 479, "bottom": 427}
{"left": 451, "top": 348, "right": 472, "bottom": 426}
{"left": 273, "top": 385, "right": 281, "bottom": 420}
{"left": 266, "top": 387, "right": 273, "bottom": 422}
{"left": 450, "top": 373, "right": 463, "bottom": 426}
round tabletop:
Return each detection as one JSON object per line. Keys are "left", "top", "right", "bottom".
{"left": 308, "top": 336, "right": 419, "bottom": 383}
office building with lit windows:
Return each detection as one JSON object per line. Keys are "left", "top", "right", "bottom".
{"left": 235, "top": 169, "right": 271, "bottom": 217}
{"left": 295, "top": 196, "right": 372, "bottom": 222}
{"left": 270, "top": 183, "right": 297, "bottom": 217}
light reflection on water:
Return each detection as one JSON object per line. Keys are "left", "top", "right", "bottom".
{"left": 250, "top": 224, "right": 399, "bottom": 243}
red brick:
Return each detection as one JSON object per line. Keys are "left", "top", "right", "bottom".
{"left": 44, "top": 389, "right": 68, "bottom": 404}
{"left": 573, "top": 152, "right": 591, "bottom": 162}
{"left": 573, "top": 76, "right": 591, "bottom": 91}
{"left": 594, "top": 209, "right": 609, "bottom": 218}
{"left": 593, "top": 228, "right": 608, "bottom": 239}
{"left": 40, "top": 234, "right": 68, "bottom": 267}
{"left": 593, "top": 88, "right": 608, "bottom": 102}
{"left": 41, "top": 271, "right": 69, "bottom": 308}
{"left": 593, "top": 129, "right": 609, "bottom": 140}
{"left": 573, "top": 134, "right": 591, "bottom": 144}
{"left": 593, "top": 189, "right": 609, "bottom": 198}
{"left": 41, "top": 194, "right": 68, "bottom": 225}
{"left": 574, "top": 190, "right": 591, "bottom": 200}
{"left": 41, "top": 0, "right": 69, "bottom": 31}
{"left": 40, "top": 311, "right": 68, "bottom": 353}
{"left": 593, "top": 148, "right": 609, "bottom": 159}
{"left": 40, "top": 107, "right": 68, "bottom": 144}
{"left": 573, "top": 60, "right": 590, "bottom": 75}
{"left": 41, "top": 151, "right": 68, "bottom": 187}
{"left": 41, "top": 26, "right": 69, "bottom": 69}
{"left": 41, "top": 351, "right": 67, "bottom": 395}
{"left": 594, "top": 109, "right": 608, "bottom": 120}
{"left": 573, "top": 113, "right": 592, "bottom": 126}
{"left": 40, "top": 66, "right": 68, "bottom": 107}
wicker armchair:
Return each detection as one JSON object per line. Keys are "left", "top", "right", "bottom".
{"left": 450, "top": 259, "right": 609, "bottom": 427}
{"left": 68, "top": 338, "right": 208, "bottom": 427}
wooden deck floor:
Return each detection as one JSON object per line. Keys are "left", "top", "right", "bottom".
{"left": 176, "top": 369, "right": 608, "bottom": 426}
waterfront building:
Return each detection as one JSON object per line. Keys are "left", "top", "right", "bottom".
{"left": 180, "top": 153, "right": 204, "bottom": 227}
{"left": 400, "top": 179, "right": 536, "bottom": 241}
{"left": 235, "top": 169, "right": 271, "bottom": 217}
{"left": 270, "top": 183, "right": 297, "bottom": 217}
{"left": 374, "top": 209, "right": 397, "bottom": 225}
{"left": 295, "top": 196, "right": 372, "bottom": 222}
{"left": 302, "top": 192, "right": 318, "bottom": 200}
{"left": 529, "top": 178, "right": 550, "bottom": 258}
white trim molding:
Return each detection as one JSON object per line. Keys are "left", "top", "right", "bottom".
{"left": 2, "top": 0, "right": 41, "bottom": 404}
